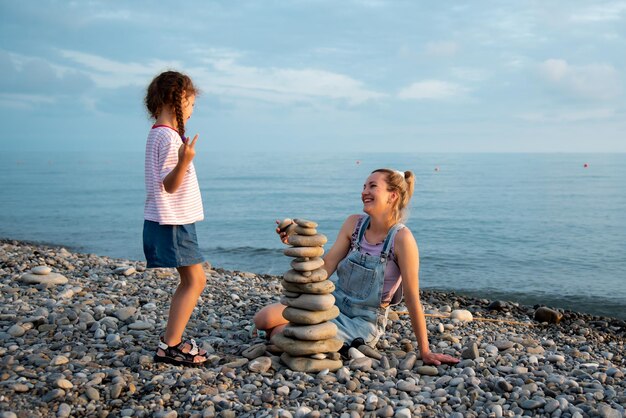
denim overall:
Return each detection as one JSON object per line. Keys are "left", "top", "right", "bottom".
{"left": 331, "top": 216, "right": 405, "bottom": 347}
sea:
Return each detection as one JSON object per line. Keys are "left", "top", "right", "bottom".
{"left": 1, "top": 151, "right": 624, "bottom": 320}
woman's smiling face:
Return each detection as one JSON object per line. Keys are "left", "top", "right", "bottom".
{"left": 362, "top": 172, "right": 396, "bottom": 216}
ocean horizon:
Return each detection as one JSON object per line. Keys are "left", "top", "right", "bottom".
{"left": 1, "top": 151, "right": 624, "bottom": 320}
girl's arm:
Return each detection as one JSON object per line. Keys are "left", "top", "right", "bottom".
{"left": 395, "top": 228, "right": 459, "bottom": 366}
{"left": 321, "top": 214, "right": 360, "bottom": 277}
{"left": 163, "top": 135, "right": 198, "bottom": 193}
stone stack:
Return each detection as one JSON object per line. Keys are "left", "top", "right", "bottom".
{"left": 20, "top": 266, "right": 68, "bottom": 285}
{"left": 271, "top": 218, "right": 343, "bottom": 372}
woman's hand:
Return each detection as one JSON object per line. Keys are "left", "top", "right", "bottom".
{"left": 421, "top": 351, "right": 460, "bottom": 366}
{"left": 275, "top": 219, "right": 294, "bottom": 244}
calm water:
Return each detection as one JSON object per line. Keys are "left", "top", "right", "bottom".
{"left": 1, "top": 152, "right": 624, "bottom": 319}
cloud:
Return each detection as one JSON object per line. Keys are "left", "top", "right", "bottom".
{"left": 0, "top": 93, "right": 55, "bottom": 109}
{"left": 61, "top": 48, "right": 385, "bottom": 105}
{"left": 424, "top": 41, "right": 459, "bottom": 58}
{"left": 398, "top": 80, "right": 468, "bottom": 100}
{"left": 0, "top": 49, "right": 93, "bottom": 96}
{"left": 196, "top": 59, "right": 385, "bottom": 105}
{"left": 518, "top": 108, "right": 616, "bottom": 122}
{"left": 59, "top": 50, "right": 179, "bottom": 89}
{"left": 538, "top": 59, "right": 621, "bottom": 100}
{"left": 569, "top": 2, "right": 626, "bottom": 22}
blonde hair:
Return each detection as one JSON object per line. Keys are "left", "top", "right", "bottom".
{"left": 372, "top": 168, "right": 415, "bottom": 223}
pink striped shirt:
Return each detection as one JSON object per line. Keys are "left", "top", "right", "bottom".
{"left": 144, "top": 125, "right": 204, "bottom": 225}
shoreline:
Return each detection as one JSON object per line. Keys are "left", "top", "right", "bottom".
{"left": 1, "top": 239, "right": 625, "bottom": 417}
{"left": 2, "top": 235, "right": 624, "bottom": 322}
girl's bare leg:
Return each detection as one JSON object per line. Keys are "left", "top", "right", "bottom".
{"left": 160, "top": 264, "right": 207, "bottom": 360}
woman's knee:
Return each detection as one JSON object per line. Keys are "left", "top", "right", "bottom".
{"left": 254, "top": 303, "right": 285, "bottom": 329}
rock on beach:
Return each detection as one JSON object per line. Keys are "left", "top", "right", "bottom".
{"left": 0, "top": 239, "right": 625, "bottom": 418}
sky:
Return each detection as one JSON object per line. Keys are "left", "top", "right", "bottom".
{"left": 1, "top": 0, "right": 625, "bottom": 153}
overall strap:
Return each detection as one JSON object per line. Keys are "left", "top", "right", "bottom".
{"left": 353, "top": 215, "right": 370, "bottom": 252}
{"left": 380, "top": 223, "right": 405, "bottom": 262}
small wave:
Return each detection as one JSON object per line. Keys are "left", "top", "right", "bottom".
{"left": 202, "top": 246, "right": 283, "bottom": 256}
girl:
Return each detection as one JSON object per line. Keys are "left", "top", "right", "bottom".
{"left": 143, "top": 71, "right": 208, "bottom": 366}
{"left": 255, "top": 169, "right": 459, "bottom": 366}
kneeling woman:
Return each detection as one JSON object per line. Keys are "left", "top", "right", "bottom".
{"left": 255, "top": 169, "right": 459, "bottom": 366}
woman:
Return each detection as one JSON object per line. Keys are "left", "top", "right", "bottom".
{"left": 255, "top": 168, "right": 459, "bottom": 366}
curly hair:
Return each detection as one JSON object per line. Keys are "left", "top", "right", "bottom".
{"left": 371, "top": 168, "right": 416, "bottom": 223}
{"left": 145, "top": 71, "right": 199, "bottom": 139}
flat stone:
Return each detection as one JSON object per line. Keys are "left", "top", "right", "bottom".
{"left": 534, "top": 307, "right": 563, "bottom": 324}
{"left": 293, "top": 218, "right": 318, "bottom": 228}
{"left": 283, "top": 305, "right": 340, "bottom": 325}
{"left": 242, "top": 343, "right": 267, "bottom": 359}
{"left": 357, "top": 345, "right": 382, "bottom": 360}
{"left": 547, "top": 354, "right": 565, "bottom": 363}
{"left": 450, "top": 309, "right": 473, "bottom": 321}
{"left": 288, "top": 234, "right": 328, "bottom": 247}
{"left": 284, "top": 246, "right": 324, "bottom": 258}
{"left": 281, "top": 353, "right": 342, "bottom": 372}
{"left": 57, "top": 403, "right": 72, "bottom": 418}
{"left": 85, "top": 387, "right": 100, "bottom": 401}
{"left": 283, "top": 322, "right": 338, "bottom": 341}
{"left": 461, "top": 342, "right": 479, "bottom": 359}
{"left": 223, "top": 358, "right": 248, "bottom": 368}
{"left": 248, "top": 356, "right": 272, "bottom": 373}
{"left": 395, "top": 408, "right": 411, "bottom": 418}
{"left": 396, "top": 380, "right": 420, "bottom": 392}
{"left": 114, "top": 307, "right": 137, "bottom": 322}
{"left": 350, "top": 357, "right": 373, "bottom": 372}
{"left": 21, "top": 272, "right": 68, "bottom": 285}
{"left": 278, "top": 218, "right": 293, "bottom": 231}
{"left": 283, "top": 268, "right": 328, "bottom": 284}
{"left": 56, "top": 379, "right": 73, "bottom": 389}
{"left": 50, "top": 355, "right": 69, "bottom": 366}
{"left": 349, "top": 347, "right": 365, "bottom": 359}
{"left": 281, "top": 293, "right": 335, "bottom": 311}
{"left": 282, "top": 279, "right": 335, "bottom": 295}
{"left": 294, "top": 226, "right": 317, "bottom": 235}
{"left": 526, "top": 345, "right": 545, "bottom": 355}
{"left": 42, "top": 389, "right": 65, "bottom": 402}
{"left": 271, "top": 334, "right": 343, "bottom": 356}
{"left": 291, "top": 257, "right": 324, "bottom": 272}
{"left": 128, "top": 321, "right": 153, "bottom": 330}
{"left": 521, "top": 399, "right": 545, "bottom": 409}
{"left": 415, "top": 365, "right": 439, "bottom": 376}
{"left": 495, "top": 340, "right": 514, "bottom": 351}
{"left": 7, "top": 324, "right": 25, "bottom": 337}
{"left": 282, "top": 290, "right": 300, "bottom": 298}
{"left": 399, "top": 352, "right": 417, "bottom": 370}
{"left": 31, "top": 266, "right": 52, "bottom": 275}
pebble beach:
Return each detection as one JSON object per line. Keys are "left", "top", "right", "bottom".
{"left": 1, "top": 239, "right": 625, "bottom": 418}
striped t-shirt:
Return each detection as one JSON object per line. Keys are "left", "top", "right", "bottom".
{"left": 144, "top": 125, "right": 204, "bottom": 225}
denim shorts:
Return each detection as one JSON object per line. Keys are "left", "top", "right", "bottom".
{"left": 143, "top": 220, "right": 205, "bottom": 268}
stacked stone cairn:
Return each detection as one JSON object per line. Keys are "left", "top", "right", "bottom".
{"left": 271, "top": 218, "right": 343, "bottom": 372}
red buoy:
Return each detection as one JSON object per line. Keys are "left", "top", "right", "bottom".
{"left": 583, "top": 163, "right": 589, "bottom": 168}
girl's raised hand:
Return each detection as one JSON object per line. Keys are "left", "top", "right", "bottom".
{"left": 178, "top": 134, "right": 199, "bottom": 166}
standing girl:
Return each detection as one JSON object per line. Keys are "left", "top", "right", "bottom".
{"left": 143, "top": 71, "right": 208, "bottom": 366}
{"left": 255, "top": 169, "right": 459, "bottom": 366}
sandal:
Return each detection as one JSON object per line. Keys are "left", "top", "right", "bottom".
{"left": 154, "top": 338, "right": 208, "bottom": 366}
